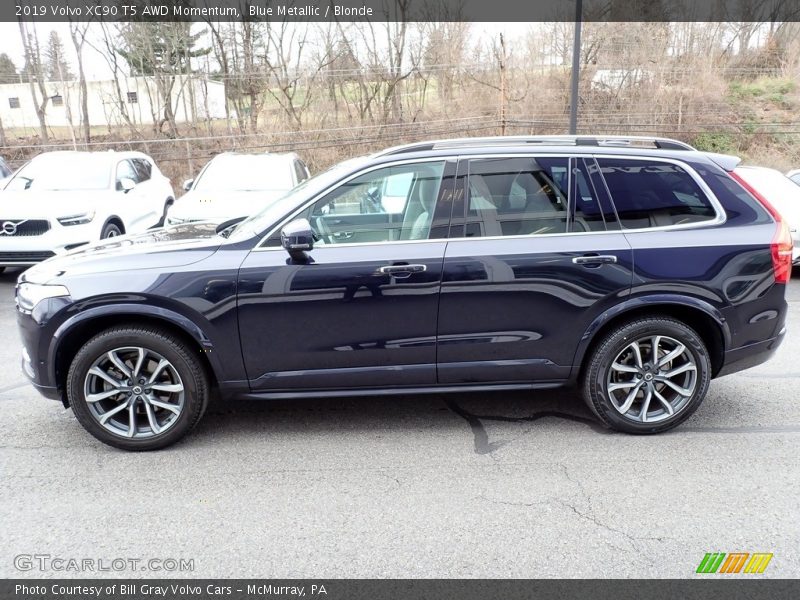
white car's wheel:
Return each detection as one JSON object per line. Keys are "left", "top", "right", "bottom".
{"left": 102, "top": 222, "right": 122, "bottom": 238}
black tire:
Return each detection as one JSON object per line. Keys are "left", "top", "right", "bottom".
{"left": 101, "top": 222, "right": 123, "bottom": 238}
{"left": 66, "top": 326, "right": 209, "bottom": 450}
{"left": 582, "top": 316, "right": 711, "bottom": 434}
{"left": 0, "top": 267, "right": 5, "bottom": 275}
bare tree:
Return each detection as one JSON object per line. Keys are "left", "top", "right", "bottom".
{"left": 18, "top": 20, "right": 49, "bottom": 142}
{"left": 86, "top": 22, "right": 141, "bottom": 137}
{"left": 263, "top": 22, "right": 334, "bottom": 129}
{"left": 206, "top": 20, "right": 234, "bottom": 134}
{"left": 69, "top": 19, "right": 91, "bottom": 144}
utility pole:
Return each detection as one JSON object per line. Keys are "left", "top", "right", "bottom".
{"left": 568, "top": 0, "right": 583, "bottom": 134}
{"left": 499, "top": 33, "right": 507, "bottom": 136}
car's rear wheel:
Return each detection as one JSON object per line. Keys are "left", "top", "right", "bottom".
{"left": 101, "top": 222, "right": 122, "bottom": 238}
{"left": 582, "top": 317, "right": 711, "bottom": 434}
{"left": 66, "top": 326, "right": 209, "bottom": 450}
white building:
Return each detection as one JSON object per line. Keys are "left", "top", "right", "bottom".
{"left": 0, "top": 76, "right": 227, "bottom": 131}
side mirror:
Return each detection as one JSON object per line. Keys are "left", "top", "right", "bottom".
{"left": 119, "top": 177, "right": 136, "bottom": 193}
{"left": 182, "top": 179, "right": 194, "bottom": 192}
{"left": 281, "top": 218, "right": 315, "bottom": 261}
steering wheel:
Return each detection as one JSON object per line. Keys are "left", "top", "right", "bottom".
{"left": 313, "top": 215, "right": 334, "bottom": 244}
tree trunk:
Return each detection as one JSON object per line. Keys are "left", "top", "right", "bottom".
{"left": 18, "top": 20, "right": 49, "bottom": 142}
{"left": 69, "top": 21, "right": 91, "bottom": 144}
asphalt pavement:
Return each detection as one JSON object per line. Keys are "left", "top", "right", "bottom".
{"left": 1, "top": 266, "right": 798, "bottom": 579}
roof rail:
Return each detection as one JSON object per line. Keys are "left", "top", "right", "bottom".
{"left": 377, "top": 135, "right": 696, "bottom": 156}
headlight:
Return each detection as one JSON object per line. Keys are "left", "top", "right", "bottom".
{"left": 57, "top": 212, "right": 95, "bottom": 226}
{"left": 15, "top": 283, "right": 70, "bottom": 312}
{"left": 166, "top": 216, "right": 195, "bottom": 226}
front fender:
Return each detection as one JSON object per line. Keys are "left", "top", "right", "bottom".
{"left": 572, "top": 294, "right": 732, "bottom": 370}
{"left": 48, "top": 302, "right": 224, "bottom": 388}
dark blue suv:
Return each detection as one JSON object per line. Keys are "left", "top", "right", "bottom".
{"left": 15, "top": 136, "right": 792, "bottom": 450}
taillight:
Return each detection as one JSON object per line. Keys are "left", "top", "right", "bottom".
{"left": 730, "top": 171, "right": 793, "bottom": 284}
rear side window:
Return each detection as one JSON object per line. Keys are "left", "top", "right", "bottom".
{"left": 463, "top": 157, "right": 569, "bottom": 237}
{"left": 694, "top": 166, "right": 771, "bottom": 226}
{"left": 597, "top": 158, "right": 717, "bottom": 229}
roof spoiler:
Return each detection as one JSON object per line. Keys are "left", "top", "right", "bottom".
{"left": 705, "top": 152, "right": 741, "bottom": 172}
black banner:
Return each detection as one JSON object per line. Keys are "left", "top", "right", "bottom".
{"left": 2, "top": 580, "right": 800, "bottom": 600}
{"left": 5, "top": 0, "right": 800, "bottom": 23}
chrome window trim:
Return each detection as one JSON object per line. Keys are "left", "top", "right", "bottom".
{"left": 252, "top": 152, "right": 725, "bottom": 252}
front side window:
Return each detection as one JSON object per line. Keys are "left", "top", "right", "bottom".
{"left": 462, "top": 157, "right": 570, "bottom": 237}
{"left": 265, "top": 161, "right": 446, "bottom": 247}
{"left": 116, "top": 160, "right": 139, "bottom": 189}
{"left": 597, "top": 158, "right": 716, "bottom": 228}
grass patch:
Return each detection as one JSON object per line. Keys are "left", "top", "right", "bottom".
{"left": 692, "top": 132, "right": 738, "bottom": 154}
{"left": 729, "top": 77, "right": 796, "bottom": 100}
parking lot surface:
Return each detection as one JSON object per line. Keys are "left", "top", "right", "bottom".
{"left": 1, "top": 267, "right": 799, "bottom": 578}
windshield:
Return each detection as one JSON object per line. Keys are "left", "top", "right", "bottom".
{"left": 194, "top": 155, "right": 295, "bottom": 192}
{"left": 228, "top": 157, "right": 367, "bottom": 241}
{"left": 5, "top": 154, "right": 110, "bottom": 191}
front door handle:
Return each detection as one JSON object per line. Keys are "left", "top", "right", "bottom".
{"left": 378, "top": 264, "right": 427, "bottom": 278}
{"left": 572, "top": 254, "right": 618, "bottom": 266}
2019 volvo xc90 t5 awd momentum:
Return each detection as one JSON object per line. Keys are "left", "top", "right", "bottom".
{"left": 15, "top": 136, "right": 791, "bottom": 450}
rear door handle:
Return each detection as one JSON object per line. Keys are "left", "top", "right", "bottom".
{"left": 572, "top": 254, "right": 618, "bottom": 266}
{"left": 379, "top": 264, "right": 427, "bottom": 278}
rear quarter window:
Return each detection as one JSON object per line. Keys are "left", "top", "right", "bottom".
{"left": 597, "top": 158, "right": 717, "bottom": 229}
{"left": 693, "top": 165, "right": 772, "bottom": 226}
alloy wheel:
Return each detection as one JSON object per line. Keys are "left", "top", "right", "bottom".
{"left": 606, "top": 335, "right": 698, "bottom": 423}
{"left": 83, "top": 346, "right": 185, "bottom": 439}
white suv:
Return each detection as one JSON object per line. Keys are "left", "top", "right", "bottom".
{"left": 0, "top": 151, "right": 174, "bottom": 270}
{"left": 166, "top": 152, "right": 309, "bottom": 225}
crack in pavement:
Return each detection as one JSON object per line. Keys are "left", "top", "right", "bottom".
{"left": 450, "top": 404, "right": 669, "bottom": 561}
{"left": 444, "top": 398, "right": 614, "bottom": 455}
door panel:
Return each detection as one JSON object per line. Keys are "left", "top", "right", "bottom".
{"left": 438, "top": 234, "right": 634, "bottom": 383}
{"left": 237, "top": 242, "right": 447, "bottom": 389}
{"left": 237, "top": 159, "right": 455, "bottom": 391}
{"left": 437, "top": 155, "right": 633, "bottom": 384}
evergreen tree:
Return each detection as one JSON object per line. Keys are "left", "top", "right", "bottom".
{"left": 0, "top": 53, "right": 18, "bottom": 84}
{"left": 45, "top": 31, "right": 73, "bottom": 81}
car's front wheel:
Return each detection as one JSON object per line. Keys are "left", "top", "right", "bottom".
{"left": 66, "top": 326, "right": 209, "bottom": 450}
{"left": 582, "top": 317, "right": 711, "bottom": 434}
{"left": 101, "top": 222, "right": 123, "bottom": 238}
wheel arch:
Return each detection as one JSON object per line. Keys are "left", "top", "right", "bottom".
{"left": 51, "top": 305, "right": 220, "bottom": 406}
{"left": 101, "top": 215, "right": 125, "bottom": 235}
{"left": 574, "top": 296, "right": 729, "bottom": 381}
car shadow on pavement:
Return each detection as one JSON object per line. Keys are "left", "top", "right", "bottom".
{"left": 194, "top": 388, "right": 610, "bottom": 454}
